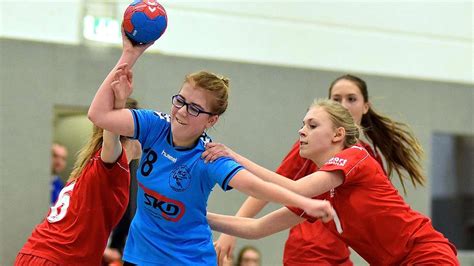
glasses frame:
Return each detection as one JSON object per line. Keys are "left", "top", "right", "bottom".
{"left": 171, "top": 94, "right": 215, "bottom": 117}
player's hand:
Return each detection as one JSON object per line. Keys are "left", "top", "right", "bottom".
{"left": 111, "top": 63, "right": 133, "bottom": 108}
{"left": 202, "top": 142, "right": 236, "bottom": 163}
{"left": 303, "top": 199, "right": 335, "bottom": 223}
{"left": 121, "top": 26, "right": 154, "bottom": 56}
{"left": 102, "top": 247, "right": 121, "bottom": 263}
{"left": 213, "top": 234, "right": 236, "bottom": 266}
{"left": 221, "top": 254, "right": 233, "bottom": 266}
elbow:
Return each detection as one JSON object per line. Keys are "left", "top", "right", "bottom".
{"left": 87, "top": 108, "right": 97, "bottom": 123}
{"left": 87, "top": 108, "right": 103, "bottom": 127}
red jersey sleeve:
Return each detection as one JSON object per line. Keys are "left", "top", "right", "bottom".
{"left": 92, "top": 148, "right": 130, "bottom": 188}
{"left": 96, "top": 148, "right": 129, "bottom": 173}
{"left": 318, "top": 146, "right": 369, "bottom": 185}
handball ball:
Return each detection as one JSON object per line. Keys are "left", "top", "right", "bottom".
{"left": 123, "top": 0, "right": 168, "bottom": 44}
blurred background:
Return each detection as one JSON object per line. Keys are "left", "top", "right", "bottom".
{"left": 1, "top": 0, "right": 473, "bottom": 265}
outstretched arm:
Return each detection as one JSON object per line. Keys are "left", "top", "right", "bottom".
{"left": 213, "top": 140, "right": 307, "bottom": 266}
{"left": 214, "top": 197, "right": 267, "bottom": 265}
{"left": 203, "top": 143, "right": 344, "bottom": 198}
{"left": 208, "top": 207, "right": 303, "bottom": 239}
{"left": 88, "top": 30, "right": 154, "bottom": 137}
{"left": 228, "top": 170, "right": 334, "bottom": 222}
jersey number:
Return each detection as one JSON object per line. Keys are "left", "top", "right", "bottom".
{"left": 47, "top": 182, "right": 75, "bottom": 223}
{"left": 141, "top": 148, "right": 158, "bottom": 176}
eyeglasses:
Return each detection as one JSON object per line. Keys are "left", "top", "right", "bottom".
{"left": 171, "top": 95, "right": 215, "bottom": 117}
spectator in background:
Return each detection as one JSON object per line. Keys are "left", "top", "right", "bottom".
{"left": 51, "top": 143, "right": 68, "bottom": 204}
{"left": 236, "top": 246, "right": 261, "bottom": 266}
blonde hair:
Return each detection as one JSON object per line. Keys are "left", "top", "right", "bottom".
{"left": 68, "top": 126, "right": 103, "bottom": 182}
{"left": 329, "top": 74, "right": 425, "bottom": 192}
{"left": 310, "top": 99, "right": 360, "bottom": 148}
{"left": 185, "top": 71, "right": 230, "bottom": 115}
{"left": 68, "top": 98, "right": 138, "bottom": 182}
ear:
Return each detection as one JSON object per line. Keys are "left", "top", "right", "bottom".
{"left": 332, "top": 127, "right": 346, "bottom": 143}
{"left": 363, "top": 101, "right": 370, "bottom": 115}
{"left": 206, "top": 115, "right": 219, "bottom": 130}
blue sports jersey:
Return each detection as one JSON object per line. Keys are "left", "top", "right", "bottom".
{"left": 123, "top": 109, "right": 243, "bottom": 266}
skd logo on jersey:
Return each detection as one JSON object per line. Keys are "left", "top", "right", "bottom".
{"left": 170, "top": 165, "right": 191, "bottom": 192}
{"left": 139, "top": 183, "right": 185, "bottom": 222}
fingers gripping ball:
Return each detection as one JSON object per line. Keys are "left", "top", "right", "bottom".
{"left": 123, "top": 0, "right": 168, "bottom": 44}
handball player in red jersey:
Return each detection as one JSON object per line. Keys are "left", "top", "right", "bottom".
{"left": 205, "top": 99, "right": 459, "bottom": 265}
{"left": 212, "top": 74, "right": 426, "bottom": 265}
{"left": 15, "top": 67, "right": 142, "bottom": 266}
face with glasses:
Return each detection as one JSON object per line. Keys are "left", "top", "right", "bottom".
{"left": 170, "top": 81, "right": 219, "bottom": 147}
{"left": 172, "top": 95, "right": 215, "bottom": 117}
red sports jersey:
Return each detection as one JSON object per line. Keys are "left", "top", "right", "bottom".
{"left": 277, "top": 140, "right": 350, "bottom": 266}
{"left": 17, "top": 149, "right": 130, "bottom": 266}
{"left": 277, "top": 140, "right": 384, "bottom": 265}
{"left": 288, "top": 146, "right": 458, "bottom": 265}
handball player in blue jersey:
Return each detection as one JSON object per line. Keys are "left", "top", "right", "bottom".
{"left": 88, "top": 31, "right": 334, "bottom": 265}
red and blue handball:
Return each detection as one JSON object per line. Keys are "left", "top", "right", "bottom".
{"left": 123, "top": 0, "right": 168, "bottom": 44}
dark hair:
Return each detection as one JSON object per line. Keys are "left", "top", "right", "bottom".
{"left": 236, "top": 245, "right": 261, "bottom": 266}
{"left": 329, "top": 74, "right": 425, "bottom": 193}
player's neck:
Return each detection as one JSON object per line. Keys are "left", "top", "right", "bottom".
{"left": 313, "top": 146, "right": 344, "bottom": 167}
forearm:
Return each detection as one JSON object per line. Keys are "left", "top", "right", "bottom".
{"left": 234, "top": 196, "right": 268, "bottom": 218}
{"left": 207, "top": 213, "right": 262, "bottom": 239}
{"left": 208, "top": 208, "right": 302, "bottom": 239}
{"left": 235, "top": 154, "right": 341, "bottom": 199}
{"left": 231, "top": 172, "right": 311, "bottom": 210}
{"left": 101, "top": 98, "right": 127, "bottom": 163}
{"left": 250, "top": 179, "right": 311, "bottom": 209}
{"left": 101, "top": 131, "right": 122, "bottom": 163}
{"left": 88, "top": 50, "right": 140, "bottom": 126}
{"left": 234, "top": 154, "right": 300, "bottom": 193}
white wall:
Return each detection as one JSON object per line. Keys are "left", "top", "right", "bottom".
{"left": 1, "top": 0, "right": 472, "bottom": 84}
{"left": 159, "top": 1, "right": 473, "bottom": 84}
{"left": 0, "top": 0, "right": 82, "bottom": 44}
